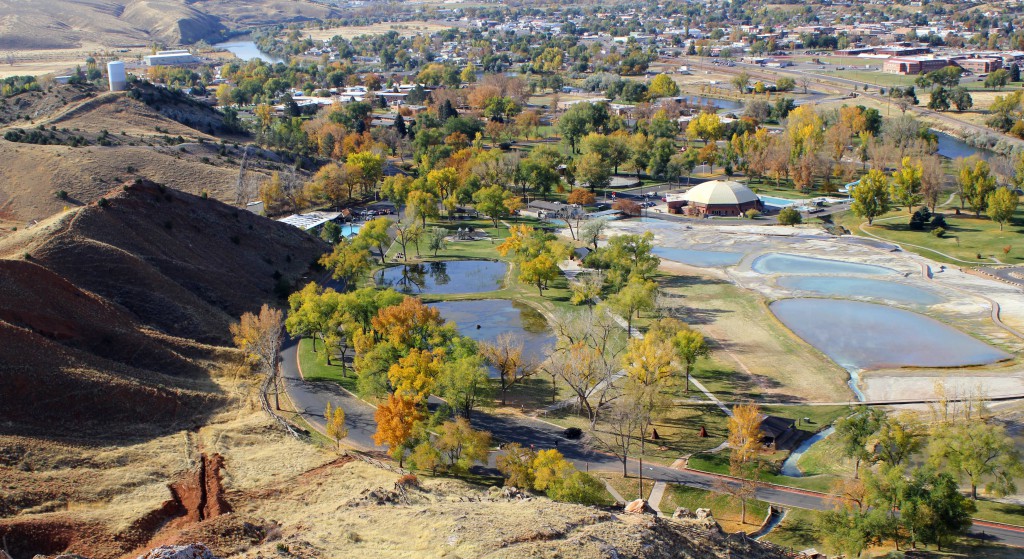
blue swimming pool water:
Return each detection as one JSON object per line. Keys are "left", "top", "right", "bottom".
{"left": 770, "top": 299, "right": 1009, "bottom": 370}
{"left": 653, "top": 246, "right": 743, "bottom": 267}
{"left": 759, "top": 196, "right": 797, "bottom": 207}
{"left": 777, "top": 276, "right": 943, "bottom": 306}
{"left": 752, "top": 253, "right": 896, "bottom": 275}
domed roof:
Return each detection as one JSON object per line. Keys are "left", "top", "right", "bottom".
{"left": 681, "top": 180, "right": 759, "bottom": 206}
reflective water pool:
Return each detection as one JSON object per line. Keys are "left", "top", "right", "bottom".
{"left": 770, "top": 299, "right": 1009, "bottom": 370}
{"left": 653, "top": 246, "right": 743, "bottom": 267}
{"left": 431, "top": 299, "right": 556, "bottom": 371}
{"left": 752, "top": 253, "right": 896, "bottom": 275}
{"left": 374, "top": 260, "right": 507, "bottom": 294}
{"left": 776, "top": 276, "right": 943, "bottom": 306}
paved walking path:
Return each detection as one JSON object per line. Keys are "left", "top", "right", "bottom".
{"left": 648, "top": 481, "right": 668, "bottom": 516}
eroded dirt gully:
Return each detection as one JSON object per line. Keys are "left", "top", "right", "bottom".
{"left": 0, "top": 453, "right": 234, "bottom": 559}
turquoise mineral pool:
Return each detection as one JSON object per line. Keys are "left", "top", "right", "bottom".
{"left": 752, "top": 253, "right": 895, "bottom": 275}
{"left": 375, "top": 260, "right": 507, "bottom": 295}
{"left": 776, "top": 276, "right": 943, "bottom": 306}
{"left": 653, "top": 246, "right": 743, "bottom": 267}
{"left": 770, "top": 298, "right": 1009, "bottom": 370}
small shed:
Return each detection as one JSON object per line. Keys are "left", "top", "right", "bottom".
{"left": 759, "top": 415, "right": 798, "bottom": 451}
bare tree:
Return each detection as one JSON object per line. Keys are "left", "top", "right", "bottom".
{"left": 597, "top": 397, "right": 649, "bottom": 477}
{"left": 547, "top": 307, "right": 625, "bottom": 425}
{"left": 920, "top": 154, "right": 945, "bottom": 211}
{"left": 4, "top": 51, "right": 14, "bottom": 67}
{"left": 235, "top": 146, "right": 255, "bottom": 206}
{"left": 230, "top": 305, "right": 284, "bottom": 409}
{"left": 480, "top": 332, "right": 538, "bottom": 405}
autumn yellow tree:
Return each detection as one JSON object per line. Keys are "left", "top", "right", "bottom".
{"left": 231, "top": 304, "right": 284, "bottom": 408}
{"left": 387, "top": 347, "right": 445, "bottom": 402}
{"left": 325, "top": 402, "right": 348, "bottom": 450}
{"left": 373, "top": 394, "right": 423, "bottom": 466}
{"left": 728, "top": 402, "right": 763, "bottom": 465}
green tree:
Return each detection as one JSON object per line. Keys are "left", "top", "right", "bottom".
{"left": 985, "top": 68, "right": 1010, "bottom": 90}
{"left": 435, "top": 418, "right": 492, "bottom": 474}
{"left": 852, "top": 169, "right": 892, "bottom": 225}
{"left": 575, "top": 151, "right": 612, "bottom": 192}
{"left": 497, "top": 443, "right": 537, "bottom": 489}
{"left": 427, "top": 226, "right": 448, "bottom": 256}
{"left": 356, "top": 216, "right": 392, "bottom": 265}
{"left": 558, "top": 102, "right": 599, "bottom": 153}
{"left": 319, "top": 220, "right": 341, "bottom": 244}
{"left": 672, "top": 327, "right": 710, "bottom": 394}
{"left": 958, "top": 158, "right": 997, "bottom": 217}
{"left": 835, "top": 407, "right": 886, "bottom": 478}
{"left": 648, "top": 73, "right": 681, "bottom": 98}
{"left": 930, "top": 420, "right": 1024, "bottom": 499}
{"left": 521, "top": 145, "right": 564, "bottom": 199}
{"left": 473, "top": 184, "right": 518, "bottom": 226}
{"left": 777, "top": 206, "right": 802, "bottom": 225}
{"left": 607, "top": 277, "right": 657, "bottom": 334}
{"left": 987, "top": 187, "right": 1019, "bottom": 231}
{"left": 520, "top": 253, "right": 561, "bottom": 296}
{"left": 437, "top": 354, "right": 492, "bottom": 418}
{"left": 407, "top": 189, "right": 440, "bottom": 226}
{"left": 731, "top": 71, "right": 750, "bottom": 94}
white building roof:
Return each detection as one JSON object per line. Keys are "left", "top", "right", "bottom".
{"left": 278, "top": 211, "right": 342, "bottom": 231}
{"left": 680, "top": 180, "right": 759, "bottom": 206}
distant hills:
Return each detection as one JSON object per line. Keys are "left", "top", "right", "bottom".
{"left": 0, "top": 0, "right": 340, "bottom": 49}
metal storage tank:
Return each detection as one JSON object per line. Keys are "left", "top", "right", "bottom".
{"left": 107, "top": 61, "right": 127, "bottom": 92}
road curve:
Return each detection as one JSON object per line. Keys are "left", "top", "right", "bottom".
{"left": 279, "top": 337, "right": 1024, "bottom": 547}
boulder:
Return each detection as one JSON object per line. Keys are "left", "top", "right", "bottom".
{"left": 624, "top": 499, "right": 657, "bottom": 515}
{"left": 136, "top": 544, "right": 217, "bottom": 559}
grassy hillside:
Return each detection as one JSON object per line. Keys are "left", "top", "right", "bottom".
{"left": 0, "top": 179, "right": 325, "bottom": 437}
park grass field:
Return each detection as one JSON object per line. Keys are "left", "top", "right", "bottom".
{"left": 304, "top": 20, "right": 463, "bottom": 41}
{"left": 834, "top": 199, "right": 1024, "bottom": 265}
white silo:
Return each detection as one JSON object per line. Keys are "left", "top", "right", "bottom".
{"left": 107, "top": 61, "right": 127, "bottom": 92}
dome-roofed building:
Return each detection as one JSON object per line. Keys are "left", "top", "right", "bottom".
{"left": 666, "top": 180, "right": 762, "bottom": 217}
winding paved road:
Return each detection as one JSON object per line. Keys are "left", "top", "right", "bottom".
{"left": 278, "top": 336, "right": 1024, "bottom": 547}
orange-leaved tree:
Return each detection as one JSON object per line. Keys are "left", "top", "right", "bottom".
{"left": 373, "top": 394, "right": 423, "bottom": 466}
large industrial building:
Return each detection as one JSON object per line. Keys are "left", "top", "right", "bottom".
{"left": 667, "top": 180, "right": 763, "bottom": 217}
{"left": 144, "top": 50, "right": 199, "bottom": 66}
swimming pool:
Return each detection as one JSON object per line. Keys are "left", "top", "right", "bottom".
{"left": 759, "top": 196, "right": 797, "bottom": 208}
{"left": 752, "top": 253, "right": 896, "bottom": 276}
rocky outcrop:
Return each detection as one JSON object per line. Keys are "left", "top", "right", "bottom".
{"left": 671, "top": 507, "right": 722, "bottom": 533}
{"left": 136, "top": 544, "right": 217, "bottom": 559}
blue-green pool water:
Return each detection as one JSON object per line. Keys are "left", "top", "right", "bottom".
{"left": 770, "top": 299, "right": 1009, "bottom": 370}
{"left": 777, "top": 276, "right": 943, "bottom": 306}
{"left": 653, "top": 246, "right": 743, "bottom": 267}
{"left": 753, "top": 253, "right": 895, "bottom": 275}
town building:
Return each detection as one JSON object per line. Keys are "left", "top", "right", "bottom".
{"left": 883, "top": 56, "right": 952, "bottom": 74}
{"left": 667, "top": 180, "right": 762, "bottom": 217}
{"left": 144, "top": 50, "right": 199, "bottom": 66}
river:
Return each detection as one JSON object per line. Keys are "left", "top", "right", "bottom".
{"left": 212, "top": 38, "right": 285, "bottom": 64}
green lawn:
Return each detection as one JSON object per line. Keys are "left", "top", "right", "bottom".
{"left": 813, "top": 69, "right": 918, "bottom": 87}
{"left": 834, "top": 200, "right": 1024, "bottom": 265}
{"left": 973, "top": 499, "right": 1024, "bottom": 527}
{"left": 761, "top": 508, "right": 822, "bottom": 551}
{"left": 297, "top": 337, "right": 358, "bottom": 393}
{"left": 686, "top": 453, "right": 838, "bottom": 493}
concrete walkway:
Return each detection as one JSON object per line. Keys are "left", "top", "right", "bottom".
{"left": 604, "top": 480, "right": 627, "bottom": 505}
{"left": 648, "top": 481, "right": 669, "bottom": 516}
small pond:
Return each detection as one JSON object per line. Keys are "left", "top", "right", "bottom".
{"left": 752, "top": 253, "right": 896, "bottom": 276}
{"left": 653, "top": 246, "right": 743, "bottom": 267}
{"left": 431, "top": 299, "right": 556, "bottom": 372}
{"left": 675, "top": 95, "right": 744, "bottom": 111}
{"left": 374, "top": 260, "right": 507, "bottom": 295}
{"left": 776, "top": 276, "right": 943, "bottom": 306}
{"left": 770, "top": 299, "right": 1010, "bottom": 370}
{"left": 211, "top": 39, "right": 285, "bottom": 64}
